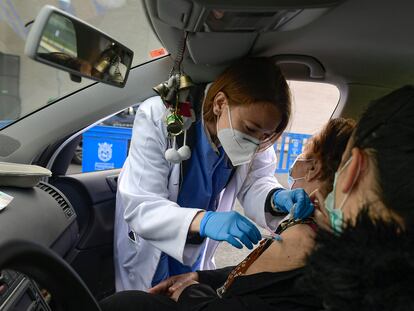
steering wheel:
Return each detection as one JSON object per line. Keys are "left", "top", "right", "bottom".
{"left": 0, "top": 239, "right": 101, "bottom": 311}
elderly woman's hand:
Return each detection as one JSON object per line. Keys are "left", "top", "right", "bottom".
{"left": 170, "top": 279, "right": 199, "bottom": 302}
{"left": 148, "top": 272, "right": 199, "bottom": 296}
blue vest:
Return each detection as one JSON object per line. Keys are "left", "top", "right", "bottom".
{"left": 152, "top": 121, "right": 233, "bottom": 286}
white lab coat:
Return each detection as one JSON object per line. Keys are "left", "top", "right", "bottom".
{"left": 114, "top": 96, "right": 283, "bottom": 291}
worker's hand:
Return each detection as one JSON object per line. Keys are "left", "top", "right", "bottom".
{"left": 273, "top": 189, "right": 314, "bottom": 219}
{"left": 200, "top": 211, "right": 262, "bottom": 249}
{"left": 148, "top": 272, "right": 199, "bottom": 296}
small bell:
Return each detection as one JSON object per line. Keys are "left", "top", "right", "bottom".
{"left": 179, "top": 74, "right": 194, "bottom": 90}
{"left": 153, "top": 82, "right": 169, "bottom": 98}
{"left": 165, "top": 87, "right": 177, "bottom": 103}
{"left": 166, "top": 112, "right": 183, "bottom": 136}
{"left": 94, "top": 56, "right": 111, "bottom": 73}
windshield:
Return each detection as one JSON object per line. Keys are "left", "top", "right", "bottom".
{"left": 0, "top": 0, "right": 163, "bottom": 129}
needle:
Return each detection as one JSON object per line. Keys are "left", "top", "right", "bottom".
{"left": 262, "top": 234, "right": 283, "bottom": 242}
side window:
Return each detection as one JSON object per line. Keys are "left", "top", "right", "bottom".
{"left": 67, "top": 105, "right": 138, "bottom": 174}
{"left": 274, "top": 81, "right": 340, "bottom": 188}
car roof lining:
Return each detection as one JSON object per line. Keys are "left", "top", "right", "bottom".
{"left": 144, "top": 0, "right": 414, "bottom": 90}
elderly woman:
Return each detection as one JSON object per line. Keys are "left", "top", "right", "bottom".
{"left": 304, "top": 85, "right": 414, "bottom": 310}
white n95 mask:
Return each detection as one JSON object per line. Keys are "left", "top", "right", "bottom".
{"left": 217, "top": 106, "right": 260, "bottom": 166}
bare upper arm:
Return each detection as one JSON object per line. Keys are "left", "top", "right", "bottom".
{"left": 244, "top": 224, "right": 316, "bottom": 275}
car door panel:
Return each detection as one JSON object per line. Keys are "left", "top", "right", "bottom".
{"left": 51, "top": 168, "right": 121, "bottom": 299}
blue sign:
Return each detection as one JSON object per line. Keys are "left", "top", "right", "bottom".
{"left": 82, "top": 125, "right": 132, "bottom": 172}
{"left": 275, "top": 132, "right": 312, "bottom": 173}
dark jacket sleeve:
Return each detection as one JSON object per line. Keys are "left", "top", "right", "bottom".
{"left": 197, "top": 266, "right": 235, "bottom": 290}
{"left": 179, "top": 268, "right": 320, "bottom": 311}
{"left": 265, "top": 188, "right": 288, "bottom": 216}
{"left": 177, "top": 284, "right": 269, "bottom": 311}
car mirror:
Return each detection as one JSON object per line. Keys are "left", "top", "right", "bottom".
{"left": 25, "top": 5, "right": 134, "bottom": 88}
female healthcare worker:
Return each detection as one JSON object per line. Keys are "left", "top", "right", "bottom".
{"left": 114, "top": 58, "right": 314, "bottom": 291}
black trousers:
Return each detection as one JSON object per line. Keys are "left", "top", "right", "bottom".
{"left": 100, "top": 291, "right": 178, "bottom": 311}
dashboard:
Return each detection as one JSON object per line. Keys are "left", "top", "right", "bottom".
{"left": 0, "top": 182, "right": 78, "bottom": 310}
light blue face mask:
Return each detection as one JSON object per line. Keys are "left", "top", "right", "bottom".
{"left": 288, "top": 156, "right": 314, "bottom": 189}
{"left": 324, "top": 175, "right": 344, "bottom": 233}
{"left": 287, "top": 175, "right": 305, "bottom": 190}
{"left": 324, "top": 157, "right": 357, "bottom": 233}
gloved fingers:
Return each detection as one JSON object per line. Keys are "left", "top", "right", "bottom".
{"left": 275, "top": 190, "right": 294, "bottom": 213}
{"left": 295, "top": 202, "right": 314, "bottom": 219}
{"left": 233, "top": 231, "right": 254, "bottom": 249}
{"left": 225, "top": 235, "right": 243, "bottom": 249}
{"left": 283, "top": 198, "right": 294, "bottom": 213}
{"left": 238, "top": 217, "right": 261, "bottom": 243}
{"left": 293, "top": 190, "right": 314, "bottom": 219}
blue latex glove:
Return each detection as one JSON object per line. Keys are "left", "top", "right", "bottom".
{"left": 199, "top": 211, "right": 262, "bottom": 249}
{"left": 273, "top": 189, "right": 314, "bottom": 219}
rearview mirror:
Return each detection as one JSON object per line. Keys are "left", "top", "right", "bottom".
{"left": 25, "top": 5, "right": 133, "bottom": 88}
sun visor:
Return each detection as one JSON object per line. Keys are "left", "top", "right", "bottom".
{"left": 146, "top": 0, "right": 345, "bottom": 65}
{"left": 186, "top": 32, "right": 257, "bottom": 65}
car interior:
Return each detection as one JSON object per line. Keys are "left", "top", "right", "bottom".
{"left": 0, "top": 0, "right": 413, "bottom": 310}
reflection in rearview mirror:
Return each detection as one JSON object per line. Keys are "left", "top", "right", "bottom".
{"left": 25, "top": 6, "right": 133, "bottom": 88}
